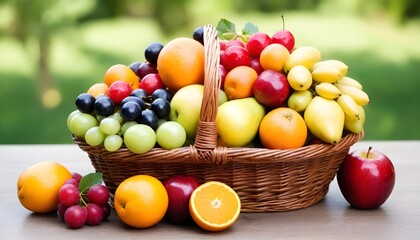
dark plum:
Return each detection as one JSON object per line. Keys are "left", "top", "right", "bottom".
{"left": 121, "top": 96, "right": 146, "bottom": 110}
{"left": 145, "top": 42, "right": 164, "bottom": 66}
{"left": 121, "top": 102, "right": 142, "bottom": 121}
{"left": 75, "top": 93, "right": 95, "bottom": 114}
{"left": 136, "top": 109, "right": 159, "bottom": 130}
{"left": 135, "top": 62, "right": 158, "bottom": 79}
{"left": 94, "top": 96, "right": 115, "bottom": 117}
{"left": 150, "top": 98, "right": 170, "bottom": 119}
{"left": 151, "top": 89, "right": 172, "bottom": 102}
{"left": 192, "top": 26, "right": 204, "bottom": 44}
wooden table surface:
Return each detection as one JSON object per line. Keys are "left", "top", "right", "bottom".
{"left": 1, "top": 141, "right": 419, "bottom": 239}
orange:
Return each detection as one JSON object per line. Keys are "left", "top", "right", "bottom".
{"left": 260, "top": 43, "right": 290, "bottom": 71}
{"left": 104, "top": 64, "right": 139, "bottom": 89}
{"left": 17, "top": 161, "right": 72, "bottom": 213}
{"left": 87, "top": 83, "right": 109, "bottom": 98}
{"left": 157, "top": 37, "right": 204, "bottom": 92}
{"left": 114, "top": 175, "right": 168, "bottom": 228}
{"left": 224, "top": 66, "right": 258, "bottom": 100}
{"left": 259, "top": 107, "right": 307, "bottom": 149}
{"left": 189, "top": 181, "right": 241, "bottom": 232}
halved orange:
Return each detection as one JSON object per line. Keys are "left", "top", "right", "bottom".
{"left": 189, "top": 181, "right": 241, "bottom": 232}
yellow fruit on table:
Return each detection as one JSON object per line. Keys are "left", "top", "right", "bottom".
{"left": 189, "top": 181, "right": 241, "bottom": 232}
{"left": 157, "top": 37, "right": 204, "bottom": 92}
{"left": 17, "top": 161, "right": 72, "bottom": 213}
{"left": 114, "top": 175, "right": 168, "bottom": 228}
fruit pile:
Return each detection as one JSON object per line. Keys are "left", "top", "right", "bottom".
{"left": 67, "top": 18, "right": 369, "bottom": 153}
{"left": 17, "top": 161, "right": 241, "bottom": 231}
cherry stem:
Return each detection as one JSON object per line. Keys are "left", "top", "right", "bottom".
{"left": 366, "top": 146, "right": 373, "bottom": 158}
{"left": 281, "top": 15, "right": 285, "bottom": 30}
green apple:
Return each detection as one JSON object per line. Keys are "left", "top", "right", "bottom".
{"left": 170, "top": 84, "right": 227, "bottom": 139}
{"left": 216, "top": 97, "right": 265, "bottom": 147}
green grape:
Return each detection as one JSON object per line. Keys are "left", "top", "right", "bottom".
{"left": 104, "top": 134, "right": 123, "bottom": 152}
{"left": 69, "top": 113, "right": 98, "bottom": 137}
{"left": 99, "top": 117, "right": 121, "bottom": 135}
{"left": 110, "top": 112, "right": 123, "bottom": 124}
{"left": 67, "top": 110, "right": 80, "bottom": 130}
{"left": 85, "top": 126, "right": 106, "bottom": 147}
{"left": 124, "top": 124, "right": 156, "bottom": 154}
{"left": 156, "top": 121, "right": 186, "bottom": 150}
{"left": 120, "top": 121, "right": 137, "bottom": 135}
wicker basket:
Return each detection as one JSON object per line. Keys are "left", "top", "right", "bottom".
{"left": 74, "top": 25, "right": 363, "bottom": 212}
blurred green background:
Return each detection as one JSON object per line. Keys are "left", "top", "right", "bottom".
{"left": 0, "top": 0, "right": 419, "bottom": 144}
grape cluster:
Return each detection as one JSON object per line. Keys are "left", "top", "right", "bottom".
{"left": 57, "top": 173, "right": 111, "bottom": 229}
{"left": 70, "top": 86, "right": 173, "bottom": 152}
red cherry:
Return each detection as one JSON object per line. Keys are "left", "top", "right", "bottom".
{"left": 219, "top": 65, "right": 227, "bottom": 89}
{"left": 222, "top": 46, "right": 251, "bottom": 71}
{"left": 225, "top": 39, "right": 246, "bottom": 49}
{"left": 219, "top": 40, "right": 227, "bottom": 51}
{"left": 106, "top": 80, "right": 132, "bottom": 105}
{"left": 139, "top": 73, "right": 166, "bottom": 95}
{"left": 247, "top": 32, "right": 272, "bottom": 58}
{"left": 272, "top": 30, "right": 295, "bottom": 52}
{"left": 249, "top": 58, "right": 264, "bottom": 75}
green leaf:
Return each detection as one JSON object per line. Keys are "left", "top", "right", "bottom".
{"left": 216, "top": 18, "right": 236, "bottom": 39}
{"left": 79, "top": 172, "right": 103, "bottom": 193}
{"left": 242, "top": 22, "right": 259, "bottom": 36}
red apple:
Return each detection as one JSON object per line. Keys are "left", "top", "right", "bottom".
{"left": 252, "top": 70, "right": 290, "bottom": 108}
{"left": 162, "top": 174, "right": 200, "bottom": 224}
{"left": 337, "top": 147, "right": 396, "bottom": 209}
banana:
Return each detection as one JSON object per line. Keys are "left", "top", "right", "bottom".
{"left": 311, "top": 63, "right": 344, "bottom": 83}
{"left": 336, "top": 94, "right": 361, "bottom": 120}
{"left": 344, "top": 104, "right": 365, "bottom": 134}
{"left": 336, "top": 76, "right": 363, "bottom": 90}
{"left": 335, "top": 84, "right": 370, "bottom": 106}
{"left": 287, "top": 65, "right": 313, "bottom": 91}
{"left": 315, "top": 83, "right": 341, "bottom": 99}
{"left": 312, "top": 60, "right": 349, "bottom": 76}
{"left": 283, "top": 46, "right": 321, "bottom": 72}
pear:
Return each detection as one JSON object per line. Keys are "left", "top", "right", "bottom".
{"left": 304, "top": 96, "right": 344, "bottom": 144}
{"left": 216, "top": 97, "right": 265, "bottom": 147}
{"left": 344, "top": 104, "right": 365, "bottom": 134}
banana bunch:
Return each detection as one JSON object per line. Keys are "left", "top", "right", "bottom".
{"left": 285, "top": 46, "right": 369, "bottom": 144}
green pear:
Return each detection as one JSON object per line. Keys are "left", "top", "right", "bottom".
{"left": 344, "top": 104, "right": 365, "bottom": 134}
{"left": 170, "top": 84, "right": 227, "bottom": 139}
{"left": 216, "top": 97, "right": 265, "bottom": 147}
{"left": 304, "top": 96, "right": 344, "bottom": 144}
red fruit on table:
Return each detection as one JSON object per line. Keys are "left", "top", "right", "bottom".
{"left": 337, "top": 147, "right": 396, "bottom": 209}
{"left": 162, "top": 174, "right": 200, "bottom": 224}
{"left": 252, "top": 70, "right": 290, "bottom": 108}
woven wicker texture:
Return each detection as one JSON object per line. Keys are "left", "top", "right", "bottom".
{"left": 74, "top": 24, "right": 363, "bottom": 212}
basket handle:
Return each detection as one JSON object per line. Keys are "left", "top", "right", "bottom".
{"left": 192, "top": 25, "right": 227, "bottom": 163}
